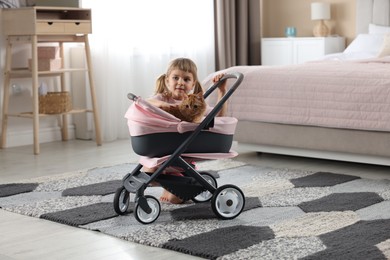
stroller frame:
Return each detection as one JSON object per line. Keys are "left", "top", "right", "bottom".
{"left": 114, "top": 72, "right": 245, "bottom": 224}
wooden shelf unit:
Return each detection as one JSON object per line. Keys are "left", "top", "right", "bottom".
{"left": 1, "top": 7, "right": 102, "bottom": 154}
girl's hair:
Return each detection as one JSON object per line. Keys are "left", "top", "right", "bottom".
{"left": 155, "top": 58, "right": 203, "bottom": 98}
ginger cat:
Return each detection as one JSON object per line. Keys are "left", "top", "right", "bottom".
{"left": 162, "top": 92, "right": 206, "bottom": 123}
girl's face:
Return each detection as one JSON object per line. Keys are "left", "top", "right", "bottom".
{"left": 166, "top": 69, "right": 195, "bottom": 100}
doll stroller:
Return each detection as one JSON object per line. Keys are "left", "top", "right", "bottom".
{"left": 113, "top": 72, "right": 245, "bottom": 224}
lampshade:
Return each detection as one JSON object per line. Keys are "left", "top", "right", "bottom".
{"left": 311, "top": 2, "right": 330, "bottom": 20}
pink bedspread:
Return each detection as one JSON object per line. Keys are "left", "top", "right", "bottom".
{"left": 202, "top": 57, "right": 390, "bottom": 132}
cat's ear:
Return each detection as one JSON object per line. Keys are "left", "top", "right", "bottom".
{"left": 196, "top": 92, "right": 203, "bottom": 98}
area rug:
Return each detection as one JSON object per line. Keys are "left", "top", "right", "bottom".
{"left": 1, "top": 159, "right": 390, "bottom": 259}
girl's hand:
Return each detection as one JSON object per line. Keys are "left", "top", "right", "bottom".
{"left": 147, "top": 99, "right": 171, "bottom": 109}
{"left": 212, "top": 73, "right": 227, "bottom": 93}
{"left": 161, "top": 104, "right": 177, "bottom": 110}
{"left": 212, "top": 73, "right": 228, "bottom": 117}
{"left": 212, "top": 73, "right": 224, "bottom": 83}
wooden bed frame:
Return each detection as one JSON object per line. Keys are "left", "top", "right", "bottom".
{"left": 234, "top": 0, "right": 390, "bottom": 166}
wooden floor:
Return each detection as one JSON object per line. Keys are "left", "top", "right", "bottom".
{"left": 1, "top": 139, "right": 389, "bottom": 260}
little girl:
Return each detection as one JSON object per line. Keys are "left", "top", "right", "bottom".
{"left": 146, "top": 57, "right": 227, "bottom": 204}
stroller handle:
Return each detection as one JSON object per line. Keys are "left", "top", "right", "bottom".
{"left": 127, "top": 93, "right": 138, "bottom": 101}
{"left": 204, "top": 72, "right": 243, "bottom": 99}
{"left": 202, "top": 72, "right": 244, "bottom": 120}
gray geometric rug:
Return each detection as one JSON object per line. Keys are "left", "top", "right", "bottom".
{"left": 1, "top": 159, "right": 390, "bottom": 259}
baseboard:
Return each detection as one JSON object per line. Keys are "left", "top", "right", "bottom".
{"left": 237, "top": 143, "right": 390, "bottom": 166}
{"left": 5, "top": 125, "right": 76, "bottom": 148}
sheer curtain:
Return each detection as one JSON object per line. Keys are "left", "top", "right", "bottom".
{"left": 81, "top": 0, "right": 215, "bottom": 141}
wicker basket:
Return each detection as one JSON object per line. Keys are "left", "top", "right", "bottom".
{"left": 39, "top": 91, "right": 72, "bottom": 114}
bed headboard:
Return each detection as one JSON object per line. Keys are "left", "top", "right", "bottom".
{"left": 356, "top": 0, "right": 390, "bottom": 34}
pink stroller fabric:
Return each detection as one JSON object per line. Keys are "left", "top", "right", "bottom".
{"left": 138, "top": 151, "right": 238, "bottom": 168}
{"left": 125, "top": 96, "right": 238, "bottom": 137}
{"left": 124, "top": 96, "right": 239, "bottom": 168}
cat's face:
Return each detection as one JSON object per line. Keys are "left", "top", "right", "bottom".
{"left": 180, "top": 92, "right": 206, "bottom": 118}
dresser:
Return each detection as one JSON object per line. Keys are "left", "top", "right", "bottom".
{"left": 1, "top": 7, "right": 102, "bottom": 154}
{"left": 261, "top": 37, "right": 345, "bottom": 66}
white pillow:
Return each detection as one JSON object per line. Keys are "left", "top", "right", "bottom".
{"left": 344, "top": 34, "right": 385, "bottom": 54}
{"left": 377, "top": 34, "right": 390, "bottom": 57}
{"left": 368, "top": 23, "right": 390, "bottom": 34}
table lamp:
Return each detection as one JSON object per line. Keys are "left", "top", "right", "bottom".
{"left": 311, "top": 2, "right": 331, "bottom": 37}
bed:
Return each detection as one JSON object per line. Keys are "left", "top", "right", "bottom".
{"left": 202, "top": 0, "right": 390, "bottom": 166}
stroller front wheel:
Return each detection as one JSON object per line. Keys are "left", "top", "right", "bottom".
{"left": 113, "top": 187, "right": 130, "bottom": 215}
{"left": 211, "top": 185, "right": 245, "bottom": 220}
{"left": 135, "top": 195, "right": 161, "bottom": 224}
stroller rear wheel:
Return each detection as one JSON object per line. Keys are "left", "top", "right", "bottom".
{"left": 135, "top": 195, "right": 161, "bottom": 224}
{"left": 211, "top": 184, "right": 245, "bottom": 220}
{"left": 113, "top": 187, "right": 130, "bottom": 215}
{"left": 192, "top": 172, "right": 217, "bottom": 203}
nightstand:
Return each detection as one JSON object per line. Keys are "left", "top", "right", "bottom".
{"left": 261, "top": 37, "right": 345, "bottom": 66}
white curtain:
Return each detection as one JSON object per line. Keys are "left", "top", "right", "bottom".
{"left": 81, "top": 0, "right": 215, "bottom": 141}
